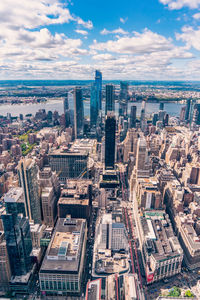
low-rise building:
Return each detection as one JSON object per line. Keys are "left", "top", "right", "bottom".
{"left": 39, "top": 216, "right": 87, "bottom": 297}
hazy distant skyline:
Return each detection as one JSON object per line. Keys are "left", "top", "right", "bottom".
{"left": 1, "top": 0, "right": 200, "bottom": 80}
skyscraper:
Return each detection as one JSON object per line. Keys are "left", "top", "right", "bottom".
{"left": 105, "top": 84, "right": 115, "bottom": 115}
{"left": 119, "top": 81, "right": 128, "bottom": 117}
{"left": 74, "top": 87, "right": 84, "bottom": 139}
{"left": 63, "top": 93, "right": 70, "bottom": 127}
{"left": 2, "top": 188, "right": 33, "bottom": 276}
{"left": 90, "top": 83, "right": 98, "bottom": 127}
{"left": 140, "top": 100, "right": 146, "bottom": 132}
{"left": 159, "top": 102, "right": 164, "bottom": 111}
{"left": 185, "top": 99, "right": 191, "bottom": 121}
{"left": 18, "top": 158, "right": 42, "bottom": 224}
{"left": 120, "top": 81, "right": 129, "bottom": 102}
{"left": 105, "top": 112, "right": 116, "bottom": 169}
{"left": 130, "top": 105, "right": 137, "bottom": 128}
{"left": 95, "top": 70, "right": 102, "bottom": 110}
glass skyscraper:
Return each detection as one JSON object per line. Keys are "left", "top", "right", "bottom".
{"left": 105, "top": 112, "right": 116, "bottom": 169}
{"left": 2, "top": 190, "right": 33, "bottom": 276}
{"left": 90, "top": 83, "right": 98, "bottom": 127}
{"left": 63, "top": 92, "right": 70, "bottom": 127}
{"left": 74, "top": 87, "right": 84, "bottom": 139}
{"left": 105, "top": 84, "right": 115, "bottom": 115}
{"left": 95, "top": 70, "right": 102, "bottom": 111}
{"left": 18, "top": 158, "right": 42, "bottom": 224}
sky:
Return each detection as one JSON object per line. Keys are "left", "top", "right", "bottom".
{"left": 1, "top": 0, "right": 200, "bottom": 80}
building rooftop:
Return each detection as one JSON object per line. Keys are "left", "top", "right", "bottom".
{"left": 40, "top": 216, "right": 86, "bottom": 274}
{"left": 4, "top": 187, "right": 23, "bottom": 203}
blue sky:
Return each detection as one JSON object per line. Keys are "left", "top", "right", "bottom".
{"left": 1, "top": 0, "right": 200, "bottom": 79}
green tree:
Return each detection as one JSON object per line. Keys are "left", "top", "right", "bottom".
{"left": 185, "top": 290, "right": 194, "bottom": 298}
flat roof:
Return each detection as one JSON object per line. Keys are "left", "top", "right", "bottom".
{"left": 40, "top": 217, "right": 86, "bottom": 274}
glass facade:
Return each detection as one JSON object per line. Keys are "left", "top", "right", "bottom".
{"left": 95, "top": 70, "right": 102, "bottom": 111}
{"left": 105, "top": 85, "right": 115, "bottom": 115}
{"left": 74, "top": 87, "right": 84, "bottom": 138}
{"left": 90, "top": 83, "right": 98, "bottom": 126}
{"left": 105, "top": 113, "right": 116, "bottom": 169}
{"left": 2, "top": 201, "right": 33, "bottom": 276}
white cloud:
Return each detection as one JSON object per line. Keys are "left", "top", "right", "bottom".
{"left": 159, "top": 0, "right": 200, "bottom": 9}
{"left": 120, "top": 17, "right": 128, "bottom": 24}
{"left": 100, "top": 28, "right": 128, "bottom": 35}
{"left": 75, "top": 29, "right": 88, "bottom": 35}
{"left": 92, "top": 53, "right": 115, "bottom": 60}
{"left": 176, "top": 26, "right": 200, "bottom": 50}
{"left": 193, "top": 12, "right": 200, "bottom": 19}
{"left": 76, "top": 17, "right": 93, "bottom": 29}
{"left": 91, "top": 29, "right": 173, "bottom": 54}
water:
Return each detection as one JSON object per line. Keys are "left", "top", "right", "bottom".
{"left": 0, "top": 99, "right": 183, "bottom": 118}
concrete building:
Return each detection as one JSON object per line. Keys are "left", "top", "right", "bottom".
{"left": 39, "top": 216, "right": 87, "bottom": 296}
{"left": 138, "top": 211, "right": 183, "bottom": 284}
{"left": 57, "top": 179, "right": 92, "bottom": 221}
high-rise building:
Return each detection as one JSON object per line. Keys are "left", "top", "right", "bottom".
{"left": 18, "top": 158, "right": 42, "bottom": 224}
{"left": 185, "top": 99, "right": 191, "bottom": 121}
{"left": 95, "top": 70, "right": 102, "bottom": 110}
{"left": 105, "top": 85, "right": 115, "bottom": 115}
{"left": 90, "top": 83, "right": 98, "bottom": 127}
{"left": 39, "top": 168, "right": 60, "bottom": 227}
{"left": 0, "top": 232, "right": 11, "bottom": 292}
{"left": 120, "top": 81, "right": 129, "bottom": 102}
{"left": 193, "top": 104, "right": 200, "bottom": 125}
{"left": 130, "top": 105, "right": 137, "bottom": 128}
{"left": 2, "top": 188, "right": 33, "bottom": 276}
{"left": 136, "top": 137, "right": 147, "bottom": 171}
{"left": 74, "top": 87, "right": 84, "bottom": 139}
{"left": 159, "top": 102, "right": 164, "bottom": 111}
{"left": 152, "top": 113, "right": 158, "bottom": 126}
{"left": 119, "top": 81, "right": 128, "bottom": 117}
{"left": 49, "top": 148, "right": 89, "bottom": 183}
{"left": 63, "top": 93, "right": 70, "bottom": 128}
{"left": 105, "top": 112, "right": 116, "bottom": 169}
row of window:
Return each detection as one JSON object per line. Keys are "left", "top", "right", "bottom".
{"left": 156, "top": 261, "right": 180, "bottom": 276}
{"left": 40, "top": 280, "right": 79, "bottom": 291}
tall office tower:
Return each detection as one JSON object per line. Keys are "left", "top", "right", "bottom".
{"left": 130, "top": 105, "right": 137, "bottom": 128}
{"left": 119, "top": 81, "right": 129, "bottom": 117}
{"left": 105, "top": 112, "right": 116, "bottom": 169}
{"left": 152, "top": 113, "right": 158, "bottom": 126}
{"left": 136, "top": 137, "right": 148, "bottom": 171}
{"left": 140, "top": 100, "right": 146, "bottom": 132}
{"left": 63, "top": 93, "right": 70, "bottom": 127}
{"left": 159, "top": 102, "right": 164, "bottom": 111}
{"left": 193, "top": 104, "right": 200, "bottom": 125}
{"left": 18, "top": 158, "right": 42, "bottom": 224}
{"left": 180, "top": 106, "right": 186, "bottom": 121}
{"left": 74, "top": 87, "right": 84, "bottom": 139}
{"left": 105, "top": 84, "right": 115, "bottom": 115}
{"left": 39, "top": 168, "right": 60, "bottom": 227}
{"left": 185, "top": 99, "right": 191, "bottom": 121}
{"left": 120, "top": 81, "right": 129, "bottom": 102}
{"left": 90, "top": 83, "right": 98, "bottom": 127}
{"left": 95, "top": 70, "right": 102, "bottom": 110}
{"left": 0, "top": 232, "right": 11, "bottom": 292}
{"left": 2, "top": 188, "right": 33, "bottom": 276}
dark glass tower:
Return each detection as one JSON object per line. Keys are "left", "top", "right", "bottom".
{"left": 185, "top": 99, "right": 191, "bottom": 121}
{"left": 63, "top": 93, "right": 70, "bottom": 127}
{"left": 95, "top": 70, "right": 102, "bottom": 110}
{"left": 119, "top": 81, "right": 128, "bottom": 117}
{"left": 90, "top": 83, "right": 98, "bottom": 127}
{"left": 159, "top": 102, "right": 164, "bottom": 111}
{"left": 130, "top": 105, "right": 137, "bottom": 128}
{"left": 2, "top": 195, "right": 32, "bottom": 276}
{"left": 105, "top": 84, "right": 115, "bottom": 115}
{"left": 105, "top": 112, "right": 116, "bottom": 169}
{"left": 74, "top": 87, "right": 84, "bottom": 139}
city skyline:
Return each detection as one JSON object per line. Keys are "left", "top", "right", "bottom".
{"left": 1, "top": 0, "right": 200, "bottom": 80}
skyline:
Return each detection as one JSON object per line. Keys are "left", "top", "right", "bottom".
{"left": 1, "top": 0, "right": 200, "bottom": 79}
